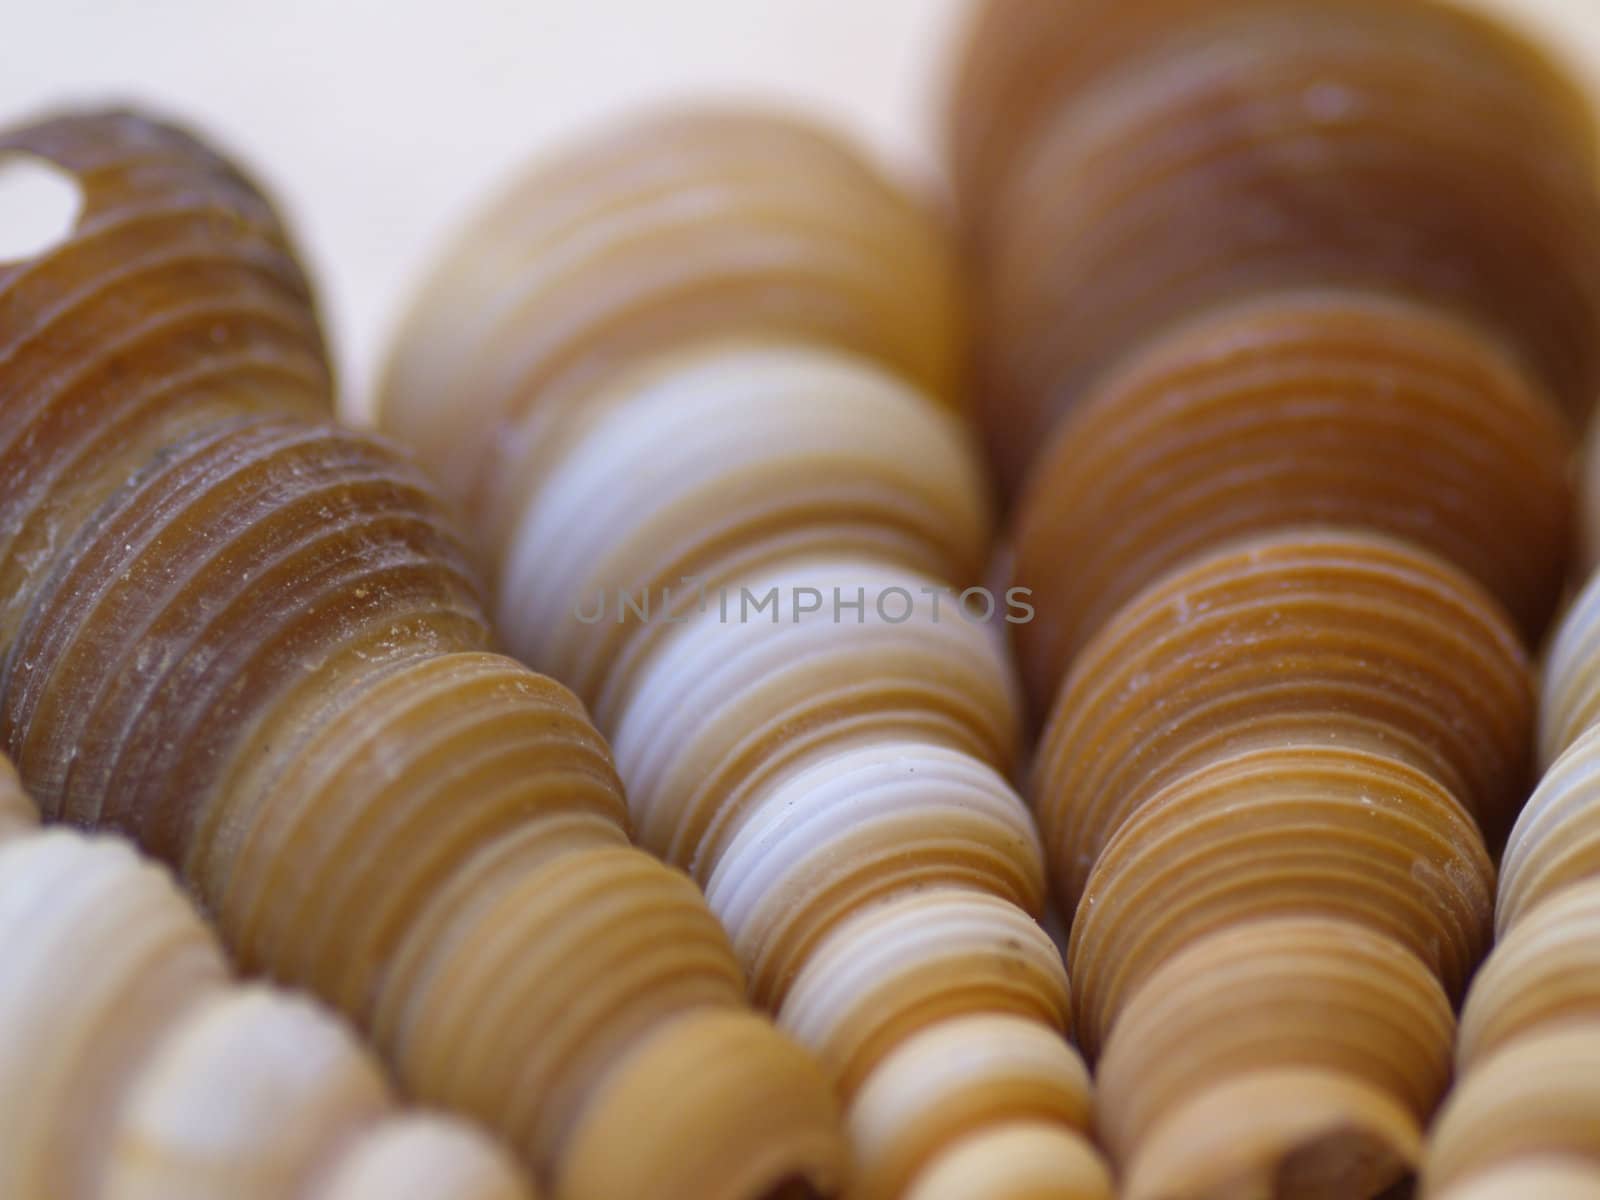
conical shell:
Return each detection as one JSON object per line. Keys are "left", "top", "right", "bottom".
{"left": 1096, "top": 917, "right": 1454, "bottom": 1197}
{"left": 956, "top": 0, "right": 1600, "bottom": 488}
{"left": 0, "top": 109, "right": 845, "bottom": 1197}
{"left": 309, "top": 1117, "right": 531, "bottom": 1200}
{"left": 1032, "top": 529, "right": 1531, "bottom": 905}
{"left": 1430, "top": 1161, "right": 1600, "bottom": 1200}
{"left": 379, "top": 107, "right": 967, "bottom": 554}
{"left": 1008, "top": 288, "right": 1573, "bottom": 695}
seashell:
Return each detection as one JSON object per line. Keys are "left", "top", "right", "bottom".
{"left": 777, "top": 889, "right": 1072, "bottom": 1099}
{"left": 1429, "top": 1160, "right": 1600, "bottom": 1200}
{"left": 1425, "top": 1027, "right": 1600, "bottom": 1194}
{"left": 902, "top": 1121, "right": 1115, "bottom": 1200}
{"left": 1497, "top": 724, "right": 1600, "bottom": 934}
{"left": 1008, "top": 288, "right": 1574, "bottom": 688}
{"left": 611, "top": 557, "right": 1023, "bottom": 879}
{"left": 844, "top": 1014, "right": 1096, "bottom": 1200}
{"left": 1095, "top": 917, "right": 1454, "bottom": 1199}
{"left": 0, "top": 808, "right": 532, "bottom": 1199}
{"left": 705, "top": 740, "right": 1047, "bottom": 1009}
{"left": 1032, "top": 529, "right": 1532, "bottom": 905}
{"left": 0, "top": 108, "right": 847, "bottom": 1197}
{"left": 379, "top": 107, "right": 967, "bottom": 555}
{"left": 1540, "top": 567, "right": 1600, "bottom": 765}
{"left": 953, "top": 0, "right": 1600, "bottom": 490}
{"left": 553, "top": 1008, "right": 846, "bottom": 1200}
{"left": 1455, "top": 879, "right": 1600, "bottom": 1074}
{"left": 374, "top": 103, "right": 1095, "bottom": 1199}
{"left": 494, "top": 341, "right": 994, "bottom": 716}
{"left": 1068, "top": 743, "right": 1492, "bottom": 1054}
{"left": 309, "top": 1117, "right": 533, "bottom": 1200}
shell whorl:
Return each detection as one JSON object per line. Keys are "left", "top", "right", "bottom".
{"left": 377, "top": 106, "right": 1109, "bottom": 1198}
{"left": 0, "top": 108, "right": 847, "bottom": 1199}
{"left": 0, "top": 771, "right": 531, "bottom": 1200}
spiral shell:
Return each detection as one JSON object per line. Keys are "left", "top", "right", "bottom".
{"left": 377, "top": 107, "right": 1108, "bottom": 1196}
{"left": 1008, "top": 288, "right": 1573, "bottom": 702}
{"left": 951, "top": 0, "right": 1600, "bottom": 491}
{"left": 1422, "top": 579, "right": 1600, "bottom": 1195}
{"left": 0, "top": 777, "right": 530, "bottom": 1200}
{"left": 0, "top": 108, "right": 846, "bottom": 1198}
{"left": 380, "top": 107, "right": 967, "bottom": 554}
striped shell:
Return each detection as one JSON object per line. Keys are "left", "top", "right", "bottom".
{"left": 377, "top": 106, "right": 1108, "bottom": 1196}
{"left": 0, "top": 108, "right": 846, "bottom": 1199}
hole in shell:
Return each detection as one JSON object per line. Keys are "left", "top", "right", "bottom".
{"left": 758, "top": 1175, "right": 831, "bottom": 1200}
{"left": 0, "top": 153, "right": 81, "bottom": 263}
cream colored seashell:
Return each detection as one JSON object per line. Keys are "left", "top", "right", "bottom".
{"left": 1498, "top": 724, "right": 1600, "bottom": 933}
{"left": 1457, "top": 879, "right": 1600, "bottom": 1073}
{"left": 1541, "top": 569, "right": 1600, "bottom": 766}
{"left": 101, "top": 986, "right": 393, "bottom": 1200}
{"left": 1068, "top": 743, "right": 1493, "bottom": 1052}
{"left": 844, "top": 1014, "right": 1092, "bottom": 1200}
{"left": 378, "top": 107, "right": 967, "bottom": 553}
{"left": 1095, "top": 917, "right": 1453, "bottom": 1194}
{"left": 311, "top": 1117, "right": 532, "bottom": 1200}
{"left": 902, "top": 1121, "right": 1114, "bottom": 1200}
{"left": 612, "top": 557, "right": 1023, "bottom": 880}
{"left": 1431, "top": 1159, "right": 1600, "bottom": 1200}
{"left": 495, "top": 341, "right": 994, "bottom": 717}
{"left": 1425, "top": 1026, "right": 1600, "bottom": 1194}
{"left": 705, "top": 740, "right": 1047, "bottom": 1008}
{"left": 777, "top": 889, "right": 1071, "bottom": 1098}
{"left": 1124, "top": 1068, "right": 1422, "bottom": 1200}
{"left": 0, "top": 830, "right": 228, "bottom": 1199}
{"left": 553, "top": 1008, "right": 846, "bottom": 1200}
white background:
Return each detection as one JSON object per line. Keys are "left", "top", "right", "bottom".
{"left": 2, "top": 0, "right": 1595, "bottom": 418}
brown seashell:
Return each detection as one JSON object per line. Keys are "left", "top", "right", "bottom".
{"left": 844, "top": 1014, "right": 1095, "bottom": 1200}
{"left": 379, "top": 107, "right": 967, "bottom": 555}
{"left": 1425, "top": 1027, "right": 1600, "bottom": 1194}
{"left": 1096, "top": 917, "right": 1454, "bottom": 1197}
{"left": 902, "top": 1121, "right": 1115, "bottom": 1200}
{"left": 953, "top": 0, "right": 1600, "bottom": 490}
{"left": 1456, "top": 879, "right": 1600, "bottom": 1075}
{"left": 1068, "top": 745, "right": 1491, "bottom": 1054}
{"left": 1008, "top": 289, "right": 1573, "bottom": 685}
{"left": 777, "top": 889, "right": 1072, "bottom": 1100}
{"left": 0, "top": 108, "right": 846, "bottom": 1197}
{"left": 1032, "top": 530, "right": 1532, "bottom": 905}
